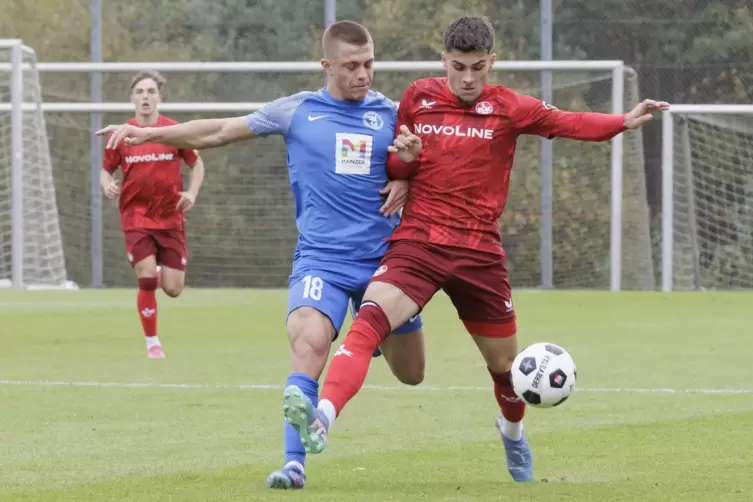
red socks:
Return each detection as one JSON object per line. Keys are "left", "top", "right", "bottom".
{"left": 488, "top": 368, "right": 526, "bottom": 422}
{"left": 319, "top": 302, "right": 392, "bottom": 416}
{"left": 137, "top": 277, "right": 158, "bottom": 338}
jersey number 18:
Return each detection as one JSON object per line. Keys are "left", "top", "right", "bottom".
{"left": 302, "top": 275, "right": 324, "bottom": 301}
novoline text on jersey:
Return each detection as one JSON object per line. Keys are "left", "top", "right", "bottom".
{"left": 414, "top": 123, "right": 494, "bottom": 139}
{"left": 125, "top": 153, "right": 175, "bottom": 163}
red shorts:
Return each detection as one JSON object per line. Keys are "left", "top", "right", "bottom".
{"left": 124, "top": 228, "right": 187, "bottom": 271}
{"left": 372, "top": 240, "right": 516, "bottom": 338}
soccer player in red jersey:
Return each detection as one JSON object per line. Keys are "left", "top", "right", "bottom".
{"left": 282, "top": 15, "right": 669, "bottom": 481}
{"left": 101, "top": 71, "right": 205, "bottom": 359}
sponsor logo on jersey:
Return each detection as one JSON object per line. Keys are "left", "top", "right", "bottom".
{"left": 414, "top": 123, "right": 493, "bottom": 139}
{"left": 125, "top": 152, "right": 175, "bottom": 163}
{"left": 335, "top": 133, "right": 373, "bottom": 175}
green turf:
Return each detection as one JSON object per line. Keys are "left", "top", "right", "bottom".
{"left": 1, "top": 289, "right": 752, "bottom": 501}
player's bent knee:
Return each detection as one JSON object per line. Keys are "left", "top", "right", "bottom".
{"left": 394, "top": 360, "right": 425, "bottom": 386}
{"left": 160, "top": 269, "right": 185, "bottom": 297}
{"left": 162, "top": 284, "right": 183, "bottom": 298}
{"left": 381, "top": 330, "right": 426, "bottom": 385}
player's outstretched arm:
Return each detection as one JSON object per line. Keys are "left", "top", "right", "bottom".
{"left": 623, "top": 99, "right": 671, "bottom": 129}
{"left": 515, "top": 94, "right": 669, "bottom": 142}
{"left": 97, "top": 116, "right": 255, "bottom": 150}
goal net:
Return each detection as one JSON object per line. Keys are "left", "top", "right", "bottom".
{"left": 31, "top": 62, "right": 653, "bottom": 290}
{"left": 0, "top": 41, "right": 73, "bottom": 289}
{"left": 663, "top": 107, "right": 753, "bottom": 290}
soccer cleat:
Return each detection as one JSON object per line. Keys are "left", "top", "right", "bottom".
{"left": 495, "top": 414, "right": 533, "bottom": 482}
{"left": 266, "top": 465, "right": 306, "bottom": 490}
{"left": 282, "top": 385, "right": 329, "bottom": 454}
{"left": 147, "top": 345, "right": 165, "bottom": 359}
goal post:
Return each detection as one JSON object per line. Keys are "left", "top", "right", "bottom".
{"left": 1, "top": 59, "right": 652, "bottom": 291}
{"left": 661, "top": 105, "right": 753, "bottom": 291}
{"left": 0, "top": 40, "right": 76, "bottom": 290}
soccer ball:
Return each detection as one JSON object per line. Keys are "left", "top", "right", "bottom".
{"left": 511, "top": 342, "right": 576, "bottom": 408}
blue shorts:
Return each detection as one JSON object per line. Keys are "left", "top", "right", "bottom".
{"left": 288, "top": 256, "right": 423, "bottom": 340}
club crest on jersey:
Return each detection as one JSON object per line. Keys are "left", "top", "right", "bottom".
{"left": 362, "top": 111, "right": 384, "bottom": 130}
{"left": 475, "top": 101, "right": 494, "bottom": 115}
{"left": 373, "top": 265, "right": 388, "bottom": 276}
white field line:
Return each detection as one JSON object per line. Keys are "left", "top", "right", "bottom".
{"left": 0, "top": 379, "right": 751, "bottom": 395}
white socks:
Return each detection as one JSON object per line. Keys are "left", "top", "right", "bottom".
{"left": 500, "top": 417, "right": 524, "bottom": 441}
{"left": 145, "top": 335, "right": 161, "bottom": 348}
{"left": 318, "top": 399, "right": 337, "bottom": 429}
{"left": 284, "top": 461, "right": 304, "bottom": 473}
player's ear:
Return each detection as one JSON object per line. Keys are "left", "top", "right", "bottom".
{"left": 441, "top": 52, "right": 448, "bottom": 70}
{"left": 320, "top": 58, "right": 331, "bottom": 74}
{"left": 488, "top": 53, "right": 496, "bottom": 68}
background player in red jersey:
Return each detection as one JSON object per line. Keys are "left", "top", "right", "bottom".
{"left": 283, "top": 15, "right": 669, "bottom": 482}
{"left": 101, "top": 71, "right": 205, "bottom": 359}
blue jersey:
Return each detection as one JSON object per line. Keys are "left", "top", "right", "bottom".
{"left": 245, "top": 88, "right": 399, "bottom": 261}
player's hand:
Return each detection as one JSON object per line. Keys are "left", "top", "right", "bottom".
{"left": 176, "top": 191, "right": 196, "bottom": 212}
{"left": 379, "top": 180, "right": 409, "bottom": 216}
{"left": 102, "top": 179, "right": 120, "bottom": 200}
{"left": 96, "top": 124, "right": 151, "bottom": 149}
{"left": 623, "top": 99, "right": 670, "bottom": 129}
{"left": 387, "top": 125, "right": 422, "bottom": 163}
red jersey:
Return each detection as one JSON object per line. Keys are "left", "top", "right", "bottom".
{"left": 387, "top": 77, "right": 626, "bottom": 255}
{"left": 104, "top": 115, "right": 199, "bottom": 231}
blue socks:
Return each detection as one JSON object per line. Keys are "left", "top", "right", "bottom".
{"left": 284, "top": 372, "right": 319, "bottom": 467}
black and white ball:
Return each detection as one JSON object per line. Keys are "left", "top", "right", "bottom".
{"left": 511, "top": 342, "right": 576, "bottom": 408}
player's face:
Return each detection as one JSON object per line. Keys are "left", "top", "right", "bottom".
{"left": 130, "top": 78, "right": 162, "bottom": 117}
{"left": 322, "top": 42, "right": 374, "bottom": 101}
{"left": 442, "top": 51, "right": 496, "bottom": 104}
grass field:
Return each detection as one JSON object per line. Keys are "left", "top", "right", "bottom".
{"left": 2, "top": 289, "right": 752, "bottom": 501}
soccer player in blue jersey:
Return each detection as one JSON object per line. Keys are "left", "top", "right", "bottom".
{"left": 98, "top": 20, "right": 426, "bottom": 490}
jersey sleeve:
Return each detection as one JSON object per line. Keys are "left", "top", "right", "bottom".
{"left": 387, "top": 83, "right": 420, "bottom": 180}
{"left": 245, "top": 92, "right": 307, "bottom": 137}
{"left": 512, "top": 92, "right": 626, "bottom": 142}
{"left": 179, "top": 148, "right": 199, "bottom": 167}
{"left": 103, "top": 142, "right": 121, "bottom": 173}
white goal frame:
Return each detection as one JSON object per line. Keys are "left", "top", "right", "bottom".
{"left": 1, "top": 58, "right": 630, "bottom": 291}
{"left": 661, "top": 104, "right": 753, "bottom": 291}
{"left": 1, "top": 39, "right": 32, "bottom": 290}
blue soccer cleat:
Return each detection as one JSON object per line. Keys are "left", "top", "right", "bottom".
{"left": 266, "top": 463, "right": 306, "bottom": 490}
{"left": 495, "top": 414, "right": 534, "bottom": 482}
{"left": 283, "top": 385, "right": 329, "bottom": 454}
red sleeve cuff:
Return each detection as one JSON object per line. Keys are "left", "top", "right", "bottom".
{"left": 387, "top": 157, "right": 418, "bottom": 180}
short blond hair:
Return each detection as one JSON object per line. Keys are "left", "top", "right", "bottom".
{"left": 322, "top": 20, "right": 372, "bottom": 58}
